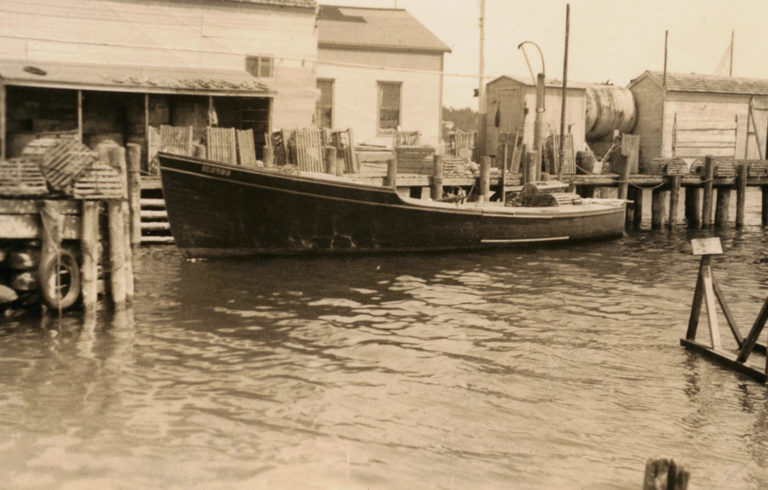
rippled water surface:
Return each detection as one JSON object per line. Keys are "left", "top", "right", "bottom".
{"left": 3, "top": 209, "right": 768, "bottom": 488}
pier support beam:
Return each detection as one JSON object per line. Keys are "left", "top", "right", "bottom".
{"left": 617, "top": 156, "right": 630, "bottom": 200}
{"left": 633, "top": 187, "right": 644, "bottom": 228}
{"left": 763, "top": 186, "right": 768, "bottom": 227}
{"left": 126, "top": 143, "right": 142, "bottom": 248}
{"left": 668, "top": 176, "right": 681, "bottom": 228}
{"left": 702, "top": 156, "right": 715, "bottom": 227}
{"left": 80, "top": 201, "right": 99, "bottom": 311}
{"left": 715, "top": 187, "right": 731, "bottom": 228}
{"left": 685, "top": 187, "right": 701, "bottom": 228}
{"left": 652, "top": 188, "right": 667, "bottom": 229}
{"left": 736, "top": 164, "right": 748, "bottom": 228}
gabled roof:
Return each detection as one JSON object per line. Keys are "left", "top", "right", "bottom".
{"left": 202, "top": 0, "right": 316, "bottom": 7}
{"left": 629, "top": 70, "right": 768, "bottom": 96}
{"left": 0, "top": 59, "right": 273, "bottom": 96}
{"left": 487, "top": 75, "right": 589, "bottom": 90}
{"left": 318, "top": 5, "right": 451, "bottom": 54}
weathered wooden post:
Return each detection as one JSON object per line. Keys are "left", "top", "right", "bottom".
{"left": 643, "top": 458, "right": 690, "bottom": 490}
{"left": 651, "top": 188, "right": 667, "bottom": 229}
{"left": 762, "top": 186, "right": 768, "bottom": 227}
{"left": 430, "top": 154, "right": 443, "bottom": 201}
{"left": 633, "top": 187, "right": 644, "bottom": 228}
{"left": 499, "top": 143, "right": 508, "bottom": 204}
{"left": 107, "top": 147, "right": 128, "bottom": 310}
{"left": 263, "top": 145, "right": 274, "bottom": 167}
{"left": 617, "top": 155, "right": 630, "bottom": 200}
{"left": 668, "top": 175, "right": 682, "bottom": 227}
{"left": 126, "top": 143, "right": 142, "bottom": 247}
{"left": 479, "top": 156, "right": 491, "bottom": 203}
{"left": 524, "top": 151, "right": 538, "bottom": 186}
{"left": 736, "top": 163, "right": 748, "bottom": 228}
{"left": 80, "top": 201, "right": 99, "bottom": 310}
{"left": 702, "top": 156, "right": 715, "bottom": 227}
{"left": 715, "top": 187, "right": 731, "bottom": 228}
{"left": 385, "top": 158, "right": 397, "bottom": 188}
{"left": 684, "top": 187, "right": 701, "bottom": 228}
{"left": 324, "top": 146, "right": 337, "bottom": 175}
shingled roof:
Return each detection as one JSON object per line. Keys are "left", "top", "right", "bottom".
{"left": 318, "top": 5, "right": 450, "bottom": 54}
{"left": 207, "top": 0, "right": 316, "bottom": 7}
{"left": 631, "top": 70, "right": 768, "bottom": 96}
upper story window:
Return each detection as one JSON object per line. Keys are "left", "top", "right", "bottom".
{"left": 377, "top": 81, "right": 401, "bottom": 132}
{"left": 316, "top": 79, "right": 334, "bottom": 129}
{"left": 246, "top": 56, "right": 274, "bottom": 78}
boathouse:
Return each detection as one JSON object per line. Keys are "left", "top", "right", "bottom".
{"left": 628, "top": 71, "right": 768, "bottom": 164}
{"left": 316, "top": 5, "right": 451, "bottom": 147}
{"left": 0, "top": 0, "right": 319, "bottom": 166}
{"left": 481, "top": 76, "right": 588, "bottom": 160}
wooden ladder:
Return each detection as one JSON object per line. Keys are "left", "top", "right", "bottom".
{"left": 139, "top": 184, "right": 174, "bottom": 245}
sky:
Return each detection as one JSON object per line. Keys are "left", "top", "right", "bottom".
{"left": 318, "top": 0, "right": 768, "bottom": 109}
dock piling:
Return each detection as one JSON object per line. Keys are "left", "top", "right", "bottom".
{"left": 126, "top": 143, "right": 142, "bottom": 248}
{"left": 479, "top": 156, "right": 491, "bottom": 203}
{"left": 702, "top": 156, "right": 715, "bottom": 227}
{"left": 715, "top": 187, "right": 731, "bottom": 228}
{"left": 651, "top": 188, "right": 667, "bottom": 229}
{"left": 668, "top": 176, "right": 681, "bottom": 227}
{"left": 684, "top": 187, "right": 701, "bottom": 228}
{"left": 736, "top": 163, "right": 748, "bottom": 227}
{"left": 80, "top": 201, "right": 99, "bottom": 310}
{"left": 430, "top": 155, "right": 443, "bottom": 201}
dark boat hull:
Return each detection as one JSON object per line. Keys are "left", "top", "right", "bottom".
{"left": 158, "top": 153, "right": 625, "bottom": 258}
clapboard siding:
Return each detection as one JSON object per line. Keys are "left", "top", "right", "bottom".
{"left": 317, "top": 47, "right": 444, "bottom": 147}
{"left": 629, "top": 76, "right": 663, "bottom": 164}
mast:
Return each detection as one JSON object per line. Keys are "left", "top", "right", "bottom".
{"left": 558, "top": 4, "right": 570, "bottom": 178}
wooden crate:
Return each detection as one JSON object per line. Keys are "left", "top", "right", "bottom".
{"left": 713, "top": 157, "right": 736, "bottom": 177}
{"left": 0, "top": 159, "right": 48, "bottom": 197}
{"left": 72, "top": 159, "right": 125, "bottom": 200}
{"left": 294, "top": 128, "right": 325, "bottom": 172}
{"left": 236, "top": 129, "right": 258, "bottom": 166}
{"left": 206, "top": 127, "right": 237, "bottom": 165}
{"left": 395, "top": 146, "right": 434, "bottom": 175}
{"left": 23, "top": 138, "right": 96, "bottom": 192}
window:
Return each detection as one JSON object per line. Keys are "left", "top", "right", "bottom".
{"left": 245, "top": 56, "right": 273, "bottom": 78}
{"left": 377, "top": 81, "right": 401, "bottom": 131}
{"left": 316, "top": 79, "right": 333, "bottom": 128}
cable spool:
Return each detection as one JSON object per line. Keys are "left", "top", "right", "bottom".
{"left": 38, "top": 247, "right": 81, "bottom": 311}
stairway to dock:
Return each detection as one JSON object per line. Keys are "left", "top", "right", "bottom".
{"left": 140, "top": 178, "right": 174, "bottom": 245}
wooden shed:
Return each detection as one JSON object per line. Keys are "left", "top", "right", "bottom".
{"left": 481, "top": 76, "right": 587, "bottom": 159}
{"left": 628, "top": 71, "right": 768, "bottom": 163}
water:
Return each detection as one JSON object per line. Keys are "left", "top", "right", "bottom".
{"left": 3, "top": 202, "right": 768, "bottom": 488}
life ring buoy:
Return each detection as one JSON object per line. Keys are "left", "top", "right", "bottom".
{"left": 39, "top": 248, "right": 81, "bottom": 311}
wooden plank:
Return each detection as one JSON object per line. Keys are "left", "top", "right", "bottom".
{"left": 680, "top": 339, "right": 767, "bottom": 384}
{"left": 0, "top": 213, "right": 80, "bottom": 239}
{"left": 236, "top": 129, "right": 258, "bottom": 166}
{"left": 702, "top": 264, "right": 722, "bottom": 349}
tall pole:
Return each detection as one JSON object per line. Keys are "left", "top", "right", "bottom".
{"left": 478, "top": 0, "right": 485, "bottom": 104}
{"left": 729, "top": 29, "right": 734, "bottom": 77}
{"left": 558, "top": 4, "right": 570, "bottom": 178}
{"left": 663, "top": 30, "right": 668, "bottom": 87}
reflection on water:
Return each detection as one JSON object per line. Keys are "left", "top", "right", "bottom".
{"left": 2, "top": 226, "right": 768, "bottom": 487}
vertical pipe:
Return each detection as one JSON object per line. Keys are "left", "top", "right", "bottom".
{"left": 80, "top": 201, "right": 99, "bottom": 310}
{"left": 668, "top": 175, "right": 681, "bottom": 227}
{"left": 702, "top": 156, "right": 715, "bottom": 227}
{"left": 558, "top": 4, "right": 570, "bottom": 179}
{"left": 0, "top": 83, "right": 6, "bottom": 159}
{"left": 736, "top": 163, "right": 747, "bottom": 227}
{"left": 729, "top": 29, "right": 734, "bottom": 77}
{"left": 499, "top": 144, "right": 507, "bottom": 203}
{"left": 663, "top": 30, "right": 668, "bottom": 88}
{"left": 347, "top": 128, "right": 359, "bottom": 173}
{"left": 126, "top": 143, "right": 142, "bottom": 247}
{"left": 77, "top": 90, "right": 83, "bottom": 143}
{"left": 385, "top": 158, "right": 397, "bottom": 188}
{"left": 479, "top": 156, "right": 491, "bottom": 203}
{"left": 534, "top": 73, "right": 545, "bottom": 161}
{"left": 478, "top": 0, "right": 485, "bottom": 105}
{"left": 715, "top": 188, "right": 731, "bottom": 228}
{"left": 144, "top": 93, "right": 150, "bottom": 172}
{"left": 524, "top": 151, "right": 538, "bottom": 186}
{"left": 431, "top": 154, "right": 443, "bottom": 201}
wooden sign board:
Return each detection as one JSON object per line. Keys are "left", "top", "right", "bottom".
{"left": 691, "top": 237, "right": 723, "bottom": 256}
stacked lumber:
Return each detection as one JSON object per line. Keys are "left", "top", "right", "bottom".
{"left": 206, "top": 127, "right": 237, "bottom": 165}
{"left": 747, "top": 161, "right": 768, "bottom": 177}
{"left": 395, "top": 146, "right": 434, "bottom": 175}
{"left": 0, "top": 159, "right": 48, "bottom": 197}
{"left": 72, "top": 159, "right": 125, "bottom": 200}
{"left": 713, "top": 158, "right": 736, "bottom": 177}
{"left": 22, "top": 138, "right": 96, "bottom": 192}
{"left": 442, "top": 156, "right": 476, "bottom": 178}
